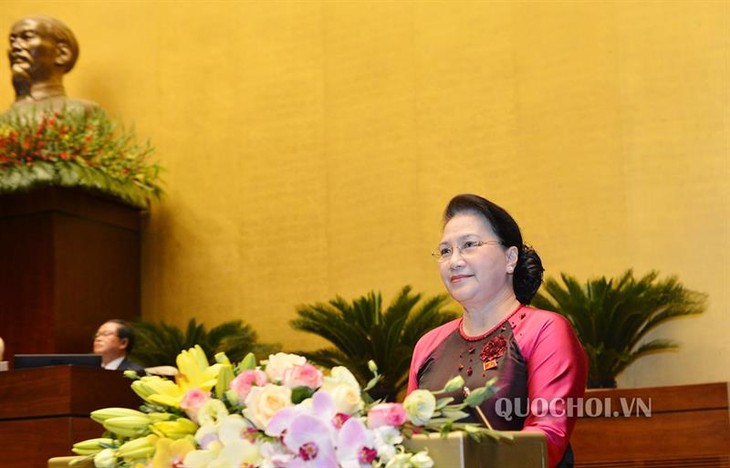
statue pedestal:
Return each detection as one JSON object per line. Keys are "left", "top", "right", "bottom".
{"left": 0, "top": 186, "right": 142, "bottom": 359}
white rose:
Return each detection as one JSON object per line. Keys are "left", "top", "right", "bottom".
{"left": 243, "top": 384, "right": 292, "bottom": 430}
{"left": 403, "top": 389, "right": 436, "bottom": 426}
{"left": 322, "top": 366, "right": 361, "bottom": 392}
{"left": 410, "top": 451, "right": 434, "bottom": 468}
{"left": 330, "top": 384, "right": 364, "bottom": 415}
{"left": 264, "top": 353, "right": 306, "bottom": 382}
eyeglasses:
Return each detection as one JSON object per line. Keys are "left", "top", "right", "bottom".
{"left": 94, "top": 331, "right": 117, "bottom": 338}
{"left": 431, "top": 240, "right": 503, "bottom": 262}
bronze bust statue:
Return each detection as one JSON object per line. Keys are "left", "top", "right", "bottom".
{"left": 5, "top": 15, "right": 98, "bottom": 116}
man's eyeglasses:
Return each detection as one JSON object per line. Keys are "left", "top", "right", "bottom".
{"left": 431, "top": 240, "right": 503, "bottom": 262}
{"left": 94, "top": 331, "right": 117, "bottom": 338}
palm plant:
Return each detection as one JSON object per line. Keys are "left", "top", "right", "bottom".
{"left": 290, "top": 285, "right": 458, "bottom": 402}
{"left": 531, "top": 270, "right": 707, "bottom": 388}
{"left": 130, "top": 318, "right": 281, "bottom": 367}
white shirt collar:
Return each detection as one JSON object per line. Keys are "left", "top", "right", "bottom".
{"left": 103, "top": 356, "right": 125, "bottom": 370}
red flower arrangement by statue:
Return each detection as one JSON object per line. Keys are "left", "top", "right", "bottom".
{"left": 0, "top": 107, "right": 162, "bottom": 208}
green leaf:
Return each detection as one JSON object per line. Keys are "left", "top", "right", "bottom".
{"left": 291, "top": 386, "right": 315, "bottom": 404}
{"left": 463, "top": 387, "right": 492, "bottom": 407}
{"left": 290, "top": 286, "right": 457, "bottom": 401}
{"left": 532, "top": 269, "right": 706, "bottom": 387}
{"left": 238, "top": 353, "right": 258, "bottom": 371}
{"left": 440, "top": 409, "right": 469, "bottom": 421}
{"left": 130, "top": 319, "right": 280, "bottom": 367}
{"left": 435, "top": 397, "right": 455, "bottom": 410}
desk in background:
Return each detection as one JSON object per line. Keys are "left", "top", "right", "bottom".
{"left": 0, "top": 366, "right": 141, "bottom": 468}
{"left": 571, "top": 382, "right": 730, "bottom": 467}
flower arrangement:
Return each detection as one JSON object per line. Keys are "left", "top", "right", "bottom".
{"left": 0, "top": 107, "right": 162, "bottom": 208}
{"left": 72, "top": 346, "right": 504, "bottom": 467}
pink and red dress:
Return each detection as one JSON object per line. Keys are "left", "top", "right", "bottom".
{"left": 407, "top": 305, "right": 588, "bottom": 468}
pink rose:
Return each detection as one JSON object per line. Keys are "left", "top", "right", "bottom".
{"left": 229, "top": 369, "right": 268, "bottom": 402}
{"left": 282, "top": 363, "right": 324, "bottom": 389}
{"left": 366, "top": 403, "right": 407, "bottom": 429}
{"left": 180, "top": 388, "right": 211, "bottom": 422}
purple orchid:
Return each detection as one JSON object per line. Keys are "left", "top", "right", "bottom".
{"left": 336, "top": 417, "right": 377, "bottom": 467}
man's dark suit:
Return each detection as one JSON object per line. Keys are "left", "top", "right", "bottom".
{"left": 117, "top": 357, "right": 145, "bottom": 375}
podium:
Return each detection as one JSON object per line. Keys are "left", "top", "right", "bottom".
{"left": 0, "top": 186, "right": 142, "bottom": 359}
{"left": 0, "top": 366, "right": 142, "bottom": 468}
{"left": 404, "top": 431, "right": 547, "bottom": 467}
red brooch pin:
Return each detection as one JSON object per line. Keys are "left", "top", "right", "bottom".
{"left": 479, "top": 334, "right": 507, "bottom": 371}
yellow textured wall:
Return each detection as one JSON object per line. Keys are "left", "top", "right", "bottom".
{"left": 2, "top": 1, "right": 727, "bottom": 388}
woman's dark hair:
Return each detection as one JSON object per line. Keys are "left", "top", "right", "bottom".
{"left": 443, "top": 194, "right": 544, "bottom": 304}
{"left": 109, "top": 319, "right": 136, "bottom": 354}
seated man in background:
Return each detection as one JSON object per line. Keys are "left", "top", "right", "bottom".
{"left": 93, "top": 319, "right": 145, "bottom": 374}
